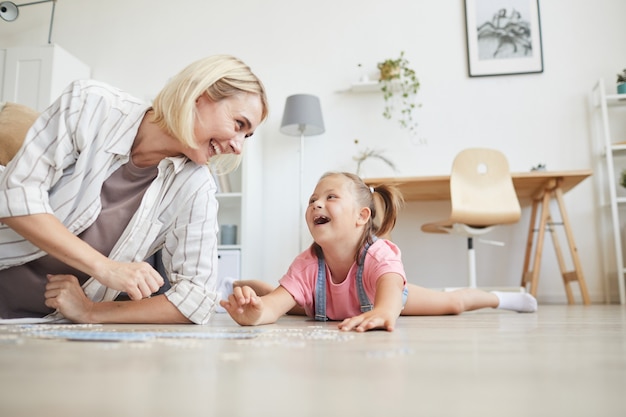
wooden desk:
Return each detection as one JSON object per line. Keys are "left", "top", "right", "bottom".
{"left": 364, "top": 170, "right": 592, "bottom": 204}
{"left": 365, "top": 170, "right": 593, "bottom": 304}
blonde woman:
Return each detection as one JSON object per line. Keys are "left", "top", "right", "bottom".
{"left": 0, "top": 55, "right": 268, "bottom": 324}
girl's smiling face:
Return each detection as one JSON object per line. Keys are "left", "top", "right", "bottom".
{"left": 184, "top": 92, "right": 263, "bottom": 165}
{"left": 306, "top": 175, "right": 370, "bottom": 245}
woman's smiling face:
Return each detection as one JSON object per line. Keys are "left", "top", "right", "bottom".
{"left": 184, "top": 92, "right": 263, "bottom": 165}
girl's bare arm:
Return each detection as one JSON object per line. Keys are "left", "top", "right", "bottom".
{"left": 338, "top": 272, "right": 405, "bottom": 332}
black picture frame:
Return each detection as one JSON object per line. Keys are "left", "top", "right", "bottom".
{"left": 464, "top": 0, "right": 543, "bottom": 77}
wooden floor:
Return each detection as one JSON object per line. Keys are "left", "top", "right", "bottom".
{"left": 0, "top": 305, "right": 625, "bottom": 417}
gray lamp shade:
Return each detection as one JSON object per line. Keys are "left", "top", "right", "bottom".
{"left": 280, "top": 94, "right": 325, "bottom": 137}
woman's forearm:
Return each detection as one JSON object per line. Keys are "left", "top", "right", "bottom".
{"left": 1, "top": 213, "right": 110, "bottom": 277}
{"left": 3, "top": 213, "right": 164, "bottom": 300}
{"left": 87, "top": 295, "right": 191, "bottom": 324}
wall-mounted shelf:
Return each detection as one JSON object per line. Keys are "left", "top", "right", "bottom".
{"left": 344, "top": 81, "right": 381, "bottom": 93}
{"left": 337, "top": 80, "right": 403, "bottom": 94}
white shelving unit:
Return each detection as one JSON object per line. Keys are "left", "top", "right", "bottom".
{"left": 216, "top": 165, "right": 243, "bottom": 251}
{"left": 215, "top": 137, "right": 263, "bottom": 281}
{"left": 590, "top": 78, "right": 626, "bottom": 304}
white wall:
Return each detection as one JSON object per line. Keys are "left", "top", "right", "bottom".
{"left": 2, "top": 0, "right": 625, "bottom": 303}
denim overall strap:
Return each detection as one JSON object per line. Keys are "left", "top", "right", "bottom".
{"left": 356, "top": 238, "right": 376, "bottom": 313}
{"left": 314, "top": 255, "right": 328, "bottom": 321}
{"left": 314, "top": 237, "right": 377, "bottom": 321}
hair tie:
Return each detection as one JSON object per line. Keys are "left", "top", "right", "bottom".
{"left": 369, "top": 186, "right": 375, "bottom": 194}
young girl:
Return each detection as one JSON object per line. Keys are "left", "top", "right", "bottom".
{"left": 219, "top": 172, "right": 537, "bottom": 332}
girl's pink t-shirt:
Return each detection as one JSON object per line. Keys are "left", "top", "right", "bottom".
{"left": 279, "top": 239, "right": 406, "bottom": 320}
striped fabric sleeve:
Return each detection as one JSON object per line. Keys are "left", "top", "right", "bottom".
{"left": 162, "top": 165, "right": 221, "bottom": 324}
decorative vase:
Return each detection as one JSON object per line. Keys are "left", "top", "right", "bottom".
{"left": 618, "top": 83, "right": 626, "bottom": 94}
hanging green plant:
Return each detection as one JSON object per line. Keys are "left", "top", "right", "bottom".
{"left": 377, "top": 51, "right": 421, "bottom": 134}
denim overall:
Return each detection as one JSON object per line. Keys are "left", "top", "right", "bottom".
{"left": 314, "top": 238, "right": 409, "bottom": 322}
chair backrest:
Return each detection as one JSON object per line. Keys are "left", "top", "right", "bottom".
{"left": 448, "top": 148, "right": 521, "bottom": 227}
{"left": 0, "top": 102, "right": 39, "bottom": 166}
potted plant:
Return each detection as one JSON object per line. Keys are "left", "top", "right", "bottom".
{"left": 617, "top": 69, "right": 626, "bottom": 94}
{"left": 377, "top": 51, "right": 421, "bottom": 134}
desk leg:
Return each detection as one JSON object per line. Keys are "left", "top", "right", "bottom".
{"left": 529, "top": 191, "right": 552, "bottom": 297}
{"left": 521, "top": 199, "right": 540, "bottom": 289}
{"left": 520, "top": 185, "right": 590, "bottom": 305}
{"left": 554, "top": 187, "right": 591, "bottom": 305}
{"left": 545, "top": 213, "right": 576, "bottom": 304}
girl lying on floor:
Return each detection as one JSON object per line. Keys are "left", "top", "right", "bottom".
{"left": 219, "top": 171, "right": 537, "bottom": 332}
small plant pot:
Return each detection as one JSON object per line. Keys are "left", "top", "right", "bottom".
{"left": 618, "top": 83, "right": 626, "bottom": 94}
{"left": 379, "top": 64, "right": 400, "bottom": 81}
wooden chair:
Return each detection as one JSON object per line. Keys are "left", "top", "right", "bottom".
{"left": 421, "top": 148, "right": 521, "bottom": 288}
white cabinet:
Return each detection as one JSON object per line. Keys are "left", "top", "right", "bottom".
{"left": 0, "top": 44, "right": 91, "bottom": 111}
{"left": 215, "top": 136, "right": 263, "bottom": 280}
{"left": 217, "top": 250, "right": 241, "bottom": 282}
{"left": 590, "top": 78, "right": 626, "bottom": 304}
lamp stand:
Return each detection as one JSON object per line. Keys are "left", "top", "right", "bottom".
{"left": 298, "top": 128, "right": 305, "bottom": 253}
{"left": 279, "top": 94, "right": 325, "bottom": 254}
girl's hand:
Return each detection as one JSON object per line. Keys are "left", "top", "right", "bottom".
{"left": 44, "top": 274, "right": 95, "bottom": 323}
{"left": 95, "top": 260, "right": 164, "bottom": 300}
{"left": 219, "top": 285, "right": 264, "bottom": 325}
{"left": 337, "top": 308, "right": 399, "bottom": 332}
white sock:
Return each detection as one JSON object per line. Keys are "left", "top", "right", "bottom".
{"left": 491, "top": 291, "right": 537, "bottom": 313}
{"left": 214, "top": 276, "right": 236, "bottom": 313}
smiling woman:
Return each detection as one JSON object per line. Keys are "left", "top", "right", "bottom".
{"left": 0, "top": 54, "right": 268, "bottom": 324}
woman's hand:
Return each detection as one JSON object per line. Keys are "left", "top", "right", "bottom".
{"left": 219, "top": 285, "right": 264, "bottom": 325}
{"left": 337, "top": 308, "right": 399, "bottom": 332}
{"left": 94, "top": 259, "right": 164, "bottom": 300}
{"left": 44, "top": 274, "right": 95, "bottom": 323}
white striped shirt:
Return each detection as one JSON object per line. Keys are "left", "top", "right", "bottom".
{"left": 0, "top": 80, "right": 220, "bottom": 324}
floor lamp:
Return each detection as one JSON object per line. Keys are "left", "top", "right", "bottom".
{"left": 280, "top": 94, "right": 325, "bottom": 252}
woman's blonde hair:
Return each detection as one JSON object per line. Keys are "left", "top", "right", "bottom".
{"left": 312, "top": 172, "right": 404, "bottom": 263}
{"left": 151, "top": 54, "right": 269, "bottom": 173}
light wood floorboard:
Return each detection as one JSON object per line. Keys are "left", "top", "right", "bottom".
{"left": 0, "top": 305, "right": 624, "bottom": 417}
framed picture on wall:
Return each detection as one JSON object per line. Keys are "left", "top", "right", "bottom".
{"left": 464, "top": 0, "right": 543, "bottom": 77}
